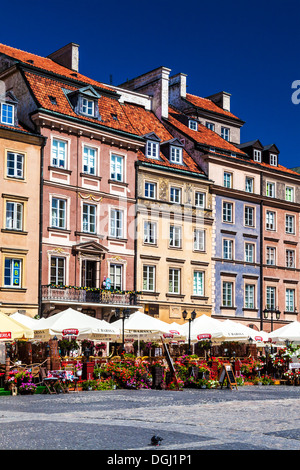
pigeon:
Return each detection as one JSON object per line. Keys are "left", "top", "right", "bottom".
{"left": 151, "top": 435, "right": 163, "bottom": 446}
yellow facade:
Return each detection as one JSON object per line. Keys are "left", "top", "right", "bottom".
{"left": 0, "top": 128, "right": 44, "bottom": 317}
{"left": 136, "top": 166, "right": 213, "bottom": 324}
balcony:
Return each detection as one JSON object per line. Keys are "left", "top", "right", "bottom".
{"left": 41, "top": 285, "right": 139, "bottom": 307}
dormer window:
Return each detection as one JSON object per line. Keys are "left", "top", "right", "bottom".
{"left": 189, "top": 119, "right": 198, "bottom": 130}
{"left": 146, "top": 141, "right": 159, "bottom": 158}
{"left": 1, "top": 103, "right": 14, "bottom": 125}
{"left": 170, "top": 146, "right": 183, "bottom": 164}
{"left": 82, "top": 98, "right": 94, "bottom": 116}
{"left": 253, "top": 149, "right": 261, "bottom": 162}
{"left": 270, "top": 154, "right": 277, "bottom": 166}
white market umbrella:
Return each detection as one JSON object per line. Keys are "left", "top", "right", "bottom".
{"left": 32, "top": 308, "right": 119, "bottom": 341}
{"left": 181, "top": 314, "right": 248, "bottom": 343}
{"left": 221, "top": 319, "right": 263, "bottom": 343}
{"left": 268, "top": 321, "right": 300, "bottom": 344}
{"left": 10, "top": 312, "right": 47, "bottom": 330}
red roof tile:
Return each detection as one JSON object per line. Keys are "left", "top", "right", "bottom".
{"left": 185, "top": 93, "right": 241, "bottom": 120}
{"left": 123, "top": 103, "right": 204, "bottom": 175}
{"left": 167, "top": 106, "right": 245, "bottom": 155}
{"left": 0, "top": 43, "right": 113, "bottom": 91}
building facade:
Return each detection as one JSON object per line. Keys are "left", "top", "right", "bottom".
{"left": 0, "top": 90, "right": 44, "bottom": 317}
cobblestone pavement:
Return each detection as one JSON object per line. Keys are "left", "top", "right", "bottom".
{"left": 0, "top": 386, "right": 300, "bottom": 453}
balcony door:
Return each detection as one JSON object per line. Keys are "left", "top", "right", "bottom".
{"left": 81, "top": 259, "right": 99, "bottom": 288}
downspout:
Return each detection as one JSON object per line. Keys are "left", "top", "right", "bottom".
{"left": 38, "top": 136, "right": 47, "bottom": 318}
{"left": 260, "top": 171, "right": 264, "bottom": 330}
{"left": 134, "top": 161, "right": 138, "bottom": 298}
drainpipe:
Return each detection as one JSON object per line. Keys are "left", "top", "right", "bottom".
{"left": 134, "top": 161, "right": 138, "bottom": 297}
{"left": 260, "top": 171, "right": 264, "bottom": 330}
{"left": 38, "top": 136, "right": 47, "bottom": 318}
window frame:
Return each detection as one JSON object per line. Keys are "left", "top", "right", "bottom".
{"left": 51, "top": 138, "right": 68, "bottom": 169}
{"left": 168, "top": 267, "right": 181, "bottom": 294}
{"left": 110, "top": 208, "right": 123, "bottom": 239}
{"left": 6, "top": 151, "right": 24, "bottom": 179}
{"left": 82, "top": 203, "right": 97, "bottom": 234}
{"left": 5, "top": 200, "right": 23, "bottom": 231}
{"left": 51, "top": 197, "right": 67, "bottom": 229}
{"left": 50, "top": 256, "right": 65, "bottom": 286}
{"left": 110, "top": 154, "right": 124, "bottom": 182}
{"left": 193, "top": 270, "right": 204, "bottom": 296}
{"left": 4, "top": 257, "right": 22, "bottom": 288}
{"left": 1, "top": 103, "right": 14, "bottom": 125}
{"left": 143, "top": 265, "right": 155, "bottom": 292}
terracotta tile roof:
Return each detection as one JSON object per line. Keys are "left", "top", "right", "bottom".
{"left": 24, "top": 72, "right": 136, "bottom": 134}
{"left": 167, "top": 106, "right": 245, "bottom": 155}
{"left": 0, "top": 43, "right": 112, "bottom": 91}
{"left": 185, "top": 93, "right": 241, "bottom": 121}
{"left": 167, "top": 106, "right": 300, "bottom": 177}
{"left": 0, "top": 121, "right": 31, "bottom": 134}
{"left": 123, "top": 103, "right": 205, "bottom": 175}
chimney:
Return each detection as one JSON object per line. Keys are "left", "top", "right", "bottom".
{"left": 206, "top": 91, "right": 231, "bottom": 112}
{"left": 47, "top": 43, "right": 79, "bottom": 72}
{"left": 119, "top": 66, "right": 171, "bottom": 120}
{"left": 169, "top": 73, "right": 187, "bottom": 107}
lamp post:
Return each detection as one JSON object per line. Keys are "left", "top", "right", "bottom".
{"left": 263, "top": 306, "right": 280, "bottom": 332}
{"left": 115, "top": 307, "right": 131, "bottom": 354}
{"left": 182, "top": 309, "right": 196, "bottom": 355}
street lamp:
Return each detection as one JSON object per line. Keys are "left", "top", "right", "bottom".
{"left": 263, "top": 306, "right": 280, "bottom": 332}
{"left": 115, "top": 307, "right": 131, "bottom": 354}
{"left": 182, "top": 309, "right": 196, "bottom": 355}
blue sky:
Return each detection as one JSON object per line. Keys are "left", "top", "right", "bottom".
{"left": 2, "top": 0, "right": 300, "bottom": 168}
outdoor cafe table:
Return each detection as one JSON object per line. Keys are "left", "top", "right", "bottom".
{"left": 43, "top": 371, "right": 74, "bottom": 394}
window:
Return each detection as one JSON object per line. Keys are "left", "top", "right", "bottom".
{"left": 7, "top": 152, "right": 24, "bottom": 179}
{"left": 223, "top": 172, "right": 232, "bottom": 188}
{"left": 144, "top": 221, "right": 156, "bottom": 244}
{"left": 169, "top": 268, "right": 180, "bottom": 294}
{"left": 189, "top": 120, "right": 198, "bottom": 130}
{"left": 286, "top": 289, "right": 295, "bottom": 312}
{"left": 223, "top": 239, "right": 233, "bottom": 260}
{"left": 266, "top": 286, "right": 276, "bottom": 309}
{"left": 143, "top": 265, "right": 155, "bottom": 292}
{"left": 1, "top": 103, "right": 14, "bottom": 125}
{"left": 253, "top": 149, "right": 261, "bottom": 162}
{"left": 195, "top": 192, "right": 205, "bottom": 208}
{"left": 286, "top": 249, "right": 295, "bottom": 268}
{"left": 110, "top": 264, "right": 122, "bottom": 290}
{"left": 4, "top": 258, "right": 21, "bottom": 287}
{"left": 82, "top": 98, "right": 94, "bottom": 116}
{"left": 270, "top": 154, "right": 277, "bottom": 166}
{"left": 245, "top": 285, "right": 255, "bottom": 309}
{"left": 245, "top": 177, "right": 254, "bottom": 193}
{"left": 286, "top": 186, "right": 294, "bottom": 202}
{"left": 170, "top": 146, "right": 182, "bottom": 164}
{"left": 170, "top": 187, "right": 181, "bottom": 204}
{"left": 193, "top": 271, "right": 204, "bottom": 296}
{"left": 82, "top": 204, "right": 96, "bottom": 233}
{"left": 221, "top": 127, "right": 230, "bottom": 141}
{"left": 245, "top": 206, "right": 254, "bottom": 227}
{"left": 194, "top": 229, "right": 205, "bottom": 251}
{"left": 286, "top": 215, "right": 295, "bottom": 234}
{"left": 50, "top": 256, "right": 65, "bottom": 285}
{"left": 145, "top": 182, "right": 156, "bottom": 199}
{"left": 266, "top": 211, "right": 275, "bottom": 230}
{"left": 266, "top": 182, "right": 275, "bottom": 198}
{"left": 51, "top": 139, "right": 67, "bottom": 169}
{"left": 110, "top": 154, "right": 123, "bottom": 182}
{"left": 110, "top": 209, "right": 123, "bottom": 238}
{"left": 222, "top": 281, "right": 233, "bottom": 307}
{"left": 146, "top": 141, "right": 159, "bottom": 158}
{"left": 223, "top": 202, "right": 233, "bottom": 223}
{"left": 51, "top": 198, "right": 66, "bottom": 229}
{"left": 206, "top": 122, "right": 215, "bottom": 131}
{"left": 266, "top": 247, "right": 276, "bottom": 265}
{"left": 83, "top": 146, "right": 96, "bottom": 175}
{"left": 245, "top": 243, "right": 255, "bottom": 263}
{"left": 5, "top": 201, "right": 23, "bottom": 231}
{"left": 170, "top": 225, "right": 181, "bottom": 248}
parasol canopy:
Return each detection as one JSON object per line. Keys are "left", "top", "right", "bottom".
{"left": 0, "top": 311, "right": 34, "bottom": 341}
{"left": 181, "top": 314, "right": 249, "bottom": 343}
{"left": 268, "top": 321, "right": 300, "bottom": 344}
{"left": 221, "top": 319, "right": 268, "bottom": 343}
{"left": 111, "top": 311, "right": 180, "bottom": 340}
{"left": 30, "top": 308, "right": 119, "bottom": 341}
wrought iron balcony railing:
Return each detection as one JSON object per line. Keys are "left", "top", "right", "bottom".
{"left": 41, "top": 285, "right": 139, "bottom": 306}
